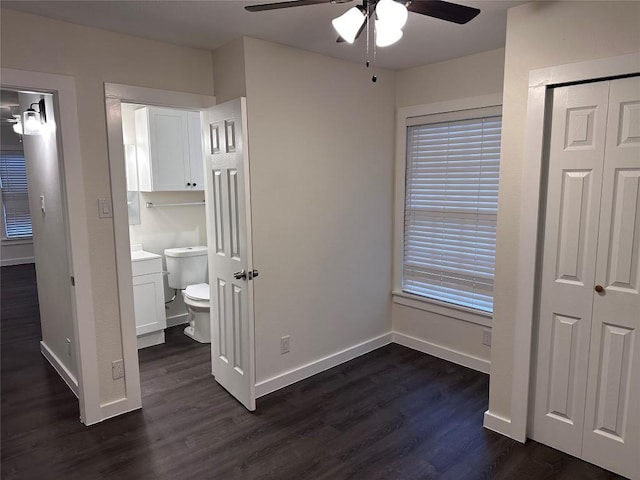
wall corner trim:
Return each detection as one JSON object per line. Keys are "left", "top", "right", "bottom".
{"left": 393, "top": 331, "right": 490, "bottom": 374}
{"left": 255, "top": 333, "right": 393, "bottom": 398}
{"left": 483, "top": 410, "right": 514, "bottom": 439}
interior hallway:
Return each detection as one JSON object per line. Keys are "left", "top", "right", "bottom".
{"left": 0, "top": 264, "right": 624, "bottom": 479}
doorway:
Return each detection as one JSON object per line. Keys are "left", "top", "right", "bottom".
{"left": 0, "top": 71, "right": 100, "bottom": 425}
{"left": 105, "top": 83, "right": 216, "bottom": 413}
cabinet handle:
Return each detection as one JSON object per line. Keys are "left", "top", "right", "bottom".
{"left": 193, "top": 183, "right": 196, "bottom": 187}
{"left": 187, "top": 182, "right": 191, "bottom": 187}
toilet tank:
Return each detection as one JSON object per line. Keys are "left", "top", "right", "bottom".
{"left": 164, "top": 246, "right": 208, "bottom": 289}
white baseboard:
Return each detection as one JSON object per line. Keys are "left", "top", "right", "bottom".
{"left": 483, "top": 410, "right": 513, "bottom": 438}
{"left": 40, "top": 341, "right": 79, "bottom": 398}
{"left": 1, "top": 256, "right": 35, "bottom": 267}
{"left": 166, "top": 313, "right": 188, "bottom": 328}
{"left": 99, "top": 398, "right": 140, "bottom": 423}
{"left": 255, "top": 333, "right": 393, "bottom": 398}
{"left": 137, "top": 330, "right": 165, "bottom": 349}
{"left": 392, "top": 332, "right": 491, "bottom": 374}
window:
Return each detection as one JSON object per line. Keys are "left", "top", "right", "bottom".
{"left": 0, "top": 152, "right": 32, "bottom": 239}
{"left": 402, "top": 106, "right": 501, "bottom": 314}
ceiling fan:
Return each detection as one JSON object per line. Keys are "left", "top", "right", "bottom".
{"left": 245, "top": 0, "right": 481, "bottom": 44}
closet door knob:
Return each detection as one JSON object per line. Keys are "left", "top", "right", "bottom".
{"left": 595, "top": 285, "right": 604, "bottom": 293}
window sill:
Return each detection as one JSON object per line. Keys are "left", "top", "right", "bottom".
{"left": 1, "top": 237, "right": 33, "bottom": 245}
{"left": 392, "top": 290, "right": 492, "bottom": 328}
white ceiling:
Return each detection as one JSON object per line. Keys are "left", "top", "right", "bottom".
{"left": 2, "top": 0, "right": 525, "bottom": 70}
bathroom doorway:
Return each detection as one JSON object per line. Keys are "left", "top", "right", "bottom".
{"left": 105, "top": 84, "right": 217, "bottom": 413}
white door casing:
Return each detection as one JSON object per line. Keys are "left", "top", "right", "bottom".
{"left": 531, "top": 77, "right": 640, "bottom": 480}
{"left": 581, "top": 76, "right": 640, "bottom": 479}
{"left": 202, "top": 98, "right": 256, "bottom": 411}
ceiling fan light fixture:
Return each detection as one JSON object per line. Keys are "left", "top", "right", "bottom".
{"left": 375, "top": 0, "right": 408, "bottom": 30}
{"left": 332, "top": 6, "right": 366, "bottom": 44}
{"left": 375, "top": 20, "right": 403, "bottom": 47}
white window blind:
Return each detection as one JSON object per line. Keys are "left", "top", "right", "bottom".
{"left": 0, "top": 153, "right": 32, "bottom": 239}
{"left": 403, "top": 108, "right": 501, "bottom": 314}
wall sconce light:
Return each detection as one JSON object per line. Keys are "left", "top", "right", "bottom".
{"left": 22, "top": 99, "right": 47, "bottom": 135}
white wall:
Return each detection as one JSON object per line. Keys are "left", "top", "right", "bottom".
{"left": 211, "top": 37, "right": 247, "bottom": 104}
{"left": 489, "top": 0, "right": 640, "bottom": 422}
{"left": 0, "top": 8, "right": 214, "bottom": 405}
{"left": 392, "top": 49, "right": 505, "bottom": 369}
{"left": 396, "top": 48, "right": 505, "bottom": 107}
{"left": 20, "top": 92, "right": 77, "bottom": 379}
{"left": 0, "top": 123, "right": 35, "bottom": 266}
{"left": 242, "top": 38, "right": 395, "bottom": 384}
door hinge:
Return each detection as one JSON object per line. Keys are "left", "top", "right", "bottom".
{"left": 70, "top": 276, "right": 75, "bottom": 286}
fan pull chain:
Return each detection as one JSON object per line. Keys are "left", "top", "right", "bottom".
{"left": 368, "top": 2, "right": 376, "bottom": 83}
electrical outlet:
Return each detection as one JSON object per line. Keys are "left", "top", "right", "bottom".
{"left": 482, "top": 330, "right": 492, "bottom": 347}
{"left": 112, "top": 359, "right": 125, "bottom": 380}
{"left": 280, "top": 335, "right": 290, "bottom": 354}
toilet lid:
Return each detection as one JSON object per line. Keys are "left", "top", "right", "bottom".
{"left": 185, "top": 283, "right": 209, "bottom": 301}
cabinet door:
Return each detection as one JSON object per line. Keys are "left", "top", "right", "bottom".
{"left": 132, "top": 272, "right": 166, "bottom": 336}
{"left": 188, "top": 111, "right": 204, "bottom": 190}
{"left": 147, "top": 107, "right": 191, "bottom": 191}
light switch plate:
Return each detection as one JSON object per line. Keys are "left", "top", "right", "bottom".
{"left": 98, "top": 198, "right": 113, "bottom": 218}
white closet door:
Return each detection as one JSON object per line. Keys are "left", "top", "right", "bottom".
{"left": 530, "top": 82, "right": 609, "bottom": 456}
{"left": 581, "top": 76, "right": 640, "bottom": 480}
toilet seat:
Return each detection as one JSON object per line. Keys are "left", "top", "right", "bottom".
{"left": 184, "top": 283, "right": 209, "bottom": 302}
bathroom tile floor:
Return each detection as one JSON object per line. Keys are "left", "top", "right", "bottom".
{"left": 1, "top": 264, "right": 625, "bottom": 480}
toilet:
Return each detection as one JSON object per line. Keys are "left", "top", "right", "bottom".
{"left": 164, "top": 246, "right": 211, "bottom": 343}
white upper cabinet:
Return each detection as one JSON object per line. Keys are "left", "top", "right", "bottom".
{"left": 135, "top": 106, "right": 204, "bottom": 191}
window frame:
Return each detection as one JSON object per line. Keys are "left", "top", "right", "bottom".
{"left": 393, "top": 93, "right": 503, "bottom": 327}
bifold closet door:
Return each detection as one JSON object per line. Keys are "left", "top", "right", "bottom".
{"left": 581, "top": 76, "right": 640, "bottom": 480}
{"left": 531, "top": 76, "right": 640, "bottom": 480}
{"left": 530, "top": 81, "right": 609, "bottom": 457}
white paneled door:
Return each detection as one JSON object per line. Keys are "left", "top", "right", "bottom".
{"left": 531, "top": 77, "right": 640, "bottom": 480}
{"left": 202, "top": 98, "right": 256, "bottom": 411}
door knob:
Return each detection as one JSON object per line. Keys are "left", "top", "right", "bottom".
{"left": 248, "top": 269, "right": 259, "bottom": 280}
{"left": 595, "top": 285, "right": 605, "bottom": 293}
{"left": 233, "top": 269, "right": 247, "bottom": 280}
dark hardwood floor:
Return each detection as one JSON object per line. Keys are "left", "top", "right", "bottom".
{"left": 1, "top": 264, "right": 625, "bottom": 479}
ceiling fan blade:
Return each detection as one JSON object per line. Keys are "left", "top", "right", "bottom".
{"left": 406, "top": 0, "right": 480, "bottom": 24}
{"left": 245, "top": 0, "right": 339, "bottom": 12}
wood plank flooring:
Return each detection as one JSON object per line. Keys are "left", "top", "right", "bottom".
{"left": 1, "top": 264, "right": 625, "bottom": 479}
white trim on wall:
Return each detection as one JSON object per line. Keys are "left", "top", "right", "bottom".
{"left": 393, "top": 93, "right": 503, "bottom": 327}
{"left": 255, "top": 333, "right": 393, "bottom": 398}
{"left": 498, "top": 52, "right": 640, "bottom": 443}
{"left": 104, "top": 83, "right": 216, "bottom": 419}
{"left": 393, "top": 332, "right": 491, "bottom": 374}
{"left": 40, "top": 341, "right": 79, "bottom": 398}
{"left": 1, "top": 68, "right": 101, "bottom": 425}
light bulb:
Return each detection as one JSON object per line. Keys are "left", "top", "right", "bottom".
{"left": 23, "top": 109, "right": 41, "bottom": 135}
{"left": 332, "top": 7, "right": 366, "bottom": 44}
{"left": 375, "top": 0, "right": 408, "bottom": 30}
{"left": 375, "top": 20, "right": 403, "bottom": 47}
